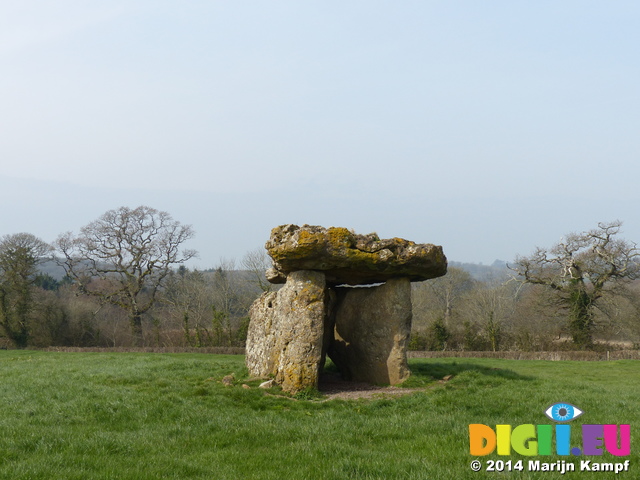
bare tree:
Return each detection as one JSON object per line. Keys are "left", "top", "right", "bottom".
{"left": 509, "top": 221, "right": 640, "bottom": 348}
{"left": 0, "top": 233, "right": 51, "bottom": 347}
{"left": 163, "top": 268, "right": 212, "bottom": 347}
{"left": 55, "top": 206, "right": 196, "bottom": 346}
{"left": 241, "top": 248, "right": 273, "bottom": 293}
{"left": 464, "top": 279, "right": 519, "bottom": 351}
{"left": 509, "top": 284, "right": 565, "bottom": 351}
{"left": 210, "top": 258, "right": 245, "bottom": 346}
{"left": 414, "top": 266, "right": 474, "bottom": 326}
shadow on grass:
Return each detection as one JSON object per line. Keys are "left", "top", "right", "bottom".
{"left": 314, "top": 358, "right": 534, "bottom": 394}
{"left": 409, "top": 361, "right": 535, "bottom": 382}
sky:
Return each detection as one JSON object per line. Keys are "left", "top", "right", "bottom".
{"left": 2, "top": 1, "right": 640, "bottom": 269}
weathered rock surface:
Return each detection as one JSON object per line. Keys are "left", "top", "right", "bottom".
{"left": 265, "top": 224, "right": 447, "bottom": 285}
{"left": 328, "top": 278, "right": 412, "bottom": 385}
{"left": 246, "top": 224, "right": 447, "bottom": 393}
{"left": 245, "top": 270, "right": 327, "bottom": 393}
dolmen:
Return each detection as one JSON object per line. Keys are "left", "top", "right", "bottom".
{"left": 246, "top": 224, "right": 447, "bottom": 393}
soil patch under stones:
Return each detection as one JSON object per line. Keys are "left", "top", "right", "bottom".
{"left": 317, "top": 373, "right": 424, "bottom": 401}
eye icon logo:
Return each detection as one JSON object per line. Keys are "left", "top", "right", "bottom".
{"left": 545, "top": 403, "right": 583, "bottom": 422}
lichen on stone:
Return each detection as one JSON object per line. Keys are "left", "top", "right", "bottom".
{"left": 265, "top": 224, "right": 447, "bottom": 285}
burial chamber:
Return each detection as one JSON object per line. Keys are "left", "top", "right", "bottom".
{"left": 245, "top": 224, "right": 447, "bottom": 393}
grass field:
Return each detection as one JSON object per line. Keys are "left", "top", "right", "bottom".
{"left": 0, "top": 351, "right": 637, "bottom": 479}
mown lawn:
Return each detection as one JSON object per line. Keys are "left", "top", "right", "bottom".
{"left": 0, "top": 351, "right": 637, "bottom": 479}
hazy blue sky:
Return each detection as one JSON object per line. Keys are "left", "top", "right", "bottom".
{"left": 2, "top": 1, "right": 639, "bottom": 269}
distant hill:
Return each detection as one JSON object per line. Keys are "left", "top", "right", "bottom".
{"left": 38, "top": 258, "right": 511, "bottom": 283}
{"left": 449, "top": 259, "right": 509, "bottom": 281}
{"left": 38, "top": 260, "right": 67, "bottom": 280}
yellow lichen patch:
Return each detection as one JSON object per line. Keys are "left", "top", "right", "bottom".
{"left": 343, "top": 247, "right": 387, "bottom": 271}
{"left": 326, "top": 227, "right": 355, "bottom": 250}
{"left": 270, "top": 230, "right": 324, "bottom": 261}
{"left": 392, "top": 237, "right": 414, "bottom": 247}
{"left": 281, "top": 364, "right": 318, "bottom": 393}
{"left": 297, "top": 285, "right": 321, "bottom": 304}
{"left": 271, "top": 227, "right": 356, "bottom": 261}
{"left": 296, "top": 229, "right": 321, "bottom": 246}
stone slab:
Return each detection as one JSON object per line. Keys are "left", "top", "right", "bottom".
{"left": 265, "top": 224, "right": 447, "bottom": 285}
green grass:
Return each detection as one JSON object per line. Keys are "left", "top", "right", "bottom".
{"left": 0, "top": 351, "right": 638, "bottom": 479}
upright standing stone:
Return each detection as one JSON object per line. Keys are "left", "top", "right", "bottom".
{"left": 246, "top": 270, "right": 326, "bottom": 393}
{"left": 329, "top": 278, "right": 413, "bottom": 385}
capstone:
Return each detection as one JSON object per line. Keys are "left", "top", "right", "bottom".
{"left": 265, "top": 224, "right": 446, "bottom": 285}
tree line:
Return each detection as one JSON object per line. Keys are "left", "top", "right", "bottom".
{"left": 411, "top": 221, "right": 640, "bottom": 352}
{"left": 1, "top": 207, "right": 639, "bottom": 351}
{"left": 0, "top": 206, "right": 269, "bottom": 349}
